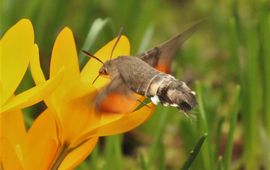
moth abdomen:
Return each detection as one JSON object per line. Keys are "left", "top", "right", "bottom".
{"left": 148, "top": 74, "right": 197, "bottom": 112}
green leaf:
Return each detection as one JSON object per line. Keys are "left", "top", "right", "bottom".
{"left": 223, "top": 85, "right": 240, "bottom": 170}
{"left": 137, "top": 24, "right": 155, "bottom": 53}
{"left": 148, "top": 106, "right": 170, "bottom": 166}
{"left": 195, "top": 82, "right": 212, "bottom": 170}
{"left": 89, "top": 144, "right": 99, "bottom": 170}
{"left": 139, "top": 153, "right": 149, "bottom": 170}
{"left": 79, "top": 17, "right": 115, "bottom": 67}
{"left": 104, "top": 135, "right": 123, "bottom": 170}
{"left": 181, "top": 133, "right": 208, "bottom": 170}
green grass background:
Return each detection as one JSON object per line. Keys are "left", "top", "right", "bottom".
{"left": 1, "top": 0, "right": 270, "bottom": 169}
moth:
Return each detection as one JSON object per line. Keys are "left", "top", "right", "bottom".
{"left": 83, "top": 21, "right": 201, "bottom": 113}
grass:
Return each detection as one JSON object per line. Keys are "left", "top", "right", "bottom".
{"left": 2, "top": 0, "right": 270, "bottom": 169}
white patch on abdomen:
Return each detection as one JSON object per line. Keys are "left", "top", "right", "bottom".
{"left": 151, "top": 95, "right": 160, "bottom": 105}
{"left": 170, "top": 103, "right": 178, "bottom": 107}
{"left": 150, "top": 95, "right": 179, "bottom": 108}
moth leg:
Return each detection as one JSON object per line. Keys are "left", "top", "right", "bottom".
{"left": 135, "top": 98, "right": 151, "bottom": 109}
{"left": 121, "top": 92, "right": 151, "bottom": 109}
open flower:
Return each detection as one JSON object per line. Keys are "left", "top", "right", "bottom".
{"left": 29, "top": 26, "right": 155, "bottom": 169}
{"left": 0, "top": 19, "right": 64, "bottom": 169}
{"left": 0, "top": 19, "right": 63, "bottom": 113}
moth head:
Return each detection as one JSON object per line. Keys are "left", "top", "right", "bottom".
{"left": 99, "top": 61, "right": 114, "bottom": 76}
{"left": 99, "top": 64, "right": 109, "bottom": 75}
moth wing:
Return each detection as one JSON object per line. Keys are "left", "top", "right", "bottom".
{"left": 138, "top": 20, "right": 203, "bottom": 73}
{"left": 95, "top": 76, "right": 137, "bottom": 113}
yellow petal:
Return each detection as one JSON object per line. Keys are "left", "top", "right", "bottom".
{"left": 0, "top": 68, "right": 64, "bottom": 113}
{"left": 50, "top": 27, "right": 79, "bottom": 79}
{"left": 59, "top": 137, "right": 98, "bottom": 170}
{"left": 75, "top": 104, "right": 154, "bottom": 141}
{"left": 29, "top": 44, "right": 46, "bottom": 84}
{"left": 49, "top": 28, "right": 80, "bottom": 106}
{"left": 24, "top": 138, "right": 57, "bottom": 170}
{"left": 0, "top": 19, "right": 34, "bottom": 106}
{"left": 23, "top": 110, "right": 58, "bottom": 169}
{"left": 81, "top": 36, "right": 130, "bottom": 89}
{"left": 26, "top": 110, "right": 58, "bottom": 148}
{"left": 0, "top": 110, "right": 26, "bottom": 147}
{"left": 0, "top": 138, "right": 23, "bottom": 169}
{"left": 59, "top": 86, "right": 100, "bottom": 142}
{"left": 45, "top": 81, "right": 97, "bottom": 144}
{"left": 70, "top": 111, "right": 123, "bottom": 147}
{"left": 98, "top": 104, "right": 155, "bottom": 136}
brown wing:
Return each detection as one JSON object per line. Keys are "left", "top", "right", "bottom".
{"left": 138, "top": 20, "right": 203, "bottom": 73}
{"left": 94, "top": 76, "right": 138, "bottom": 113}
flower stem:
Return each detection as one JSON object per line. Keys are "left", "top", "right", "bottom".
{"left": 51, "top": 143, "right": 70, "bottom": 170}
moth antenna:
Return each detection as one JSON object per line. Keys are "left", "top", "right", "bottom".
{"left": 109, "top": 27, "right": 124, "bottom": 60}
{"left": 82, "top": 50, "right": 104, "bottom": 64}
{"left": 92, "top": 74, "right": 100, "bottom": 84}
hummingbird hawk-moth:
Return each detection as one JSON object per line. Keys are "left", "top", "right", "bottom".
{"left": 83, "top": 21, "right": 201, "bottom": 113}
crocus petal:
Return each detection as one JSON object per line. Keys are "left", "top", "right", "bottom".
{"left": 49, "top": 28, "right": 80, "bottom": 105}
{"left": 0, "top": 19, "right": 34, "bottom": 106}
{"left": 0, "top": 111, "right": 26, "bottom": 147}
{"left": 59, "top": 86, "right": 100, "bottom": 142}
{"left": 81, "top": 36, "right": 130, "bottom": 89}
{"left": 75, "top": 104, "right": 154, "bottom": 140}
{"left": 0, "top": 138, "right": 23, "bottom": 169}
{"left": 29, "top": 44, "right": 46, "bottom": 84}
{"left": 24, "top": 138, "right": 58, "bottom": 170}
{"left": 98, "top": 104, "right": 155, "bottom": 136}
{"left": 0, "top": 68, "right": 64, "bottom": 113}
{"left": 23, "top": 110, "right": 58, "bottom": 169}
{"left": 25, "top": 110, "right": 58, "bottom": 148}
{"left": 59, "top": 137, "right": 98, "bottom": 170}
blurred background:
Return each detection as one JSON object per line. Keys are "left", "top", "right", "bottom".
{"left": 2, "top": 0, "right": 270, "bottom": 169}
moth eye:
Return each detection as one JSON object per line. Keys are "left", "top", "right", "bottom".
{"left": 104, "top": 68, "right": 108, "bottom": 74}
{"left": 99, "top": 68, "right": 108, "bottom": 75}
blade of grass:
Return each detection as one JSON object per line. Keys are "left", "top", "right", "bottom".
{"left": 89, "top": 143, "right": 99, "bottom": 170}
{"left": 241, "top": 19, "right": 261, "bottom": 170}
{"left": 104, "top": 135, "right": 123, "bottom": 170}
{"left": 23, "top": 0, "right": 42, "bottom": 19}
{"left": 159, "top": 141, "right": 166, "bottom": 170}
{"left": 216, "top": 156, "right": 224, "bottom": 170}
{"left": 79, "top": 17, "right": 115, "bottom": 67}
{"left": 114, "top": 0, "right": 160, "bottom": 52}
{"left": 214, "top": 116, "right": 225, "bottom": 162}
{"left": 35, "top": 0, "right": 70, "bottom": 48}
{"left": 181, "top": 133, "right": 208, "bottom": 170}
{"left": 79, "top": 18, "right": 114, "bottom": 67}
{"left": 148, "top": 106, "right": 170, "bottom": 167}
{"left": 258, "top": 0, "right": 270, "bottom": 167}
{"left": 195, "top": 82, "right": 212, "bottom": 170}
{"left": 259, "top": 0, "right": 270, "bottom": 139}
{"left": 179, "top": 118, "right": 197, "bottom": 161}
{"left": 223, "top": 85, "right": 240, "bottom": 170}
{"left": 137, "top": 24, "right": 155, "bottom": 53}
{"left": 139, "top": 153, "right": 149, "bottom": 170}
